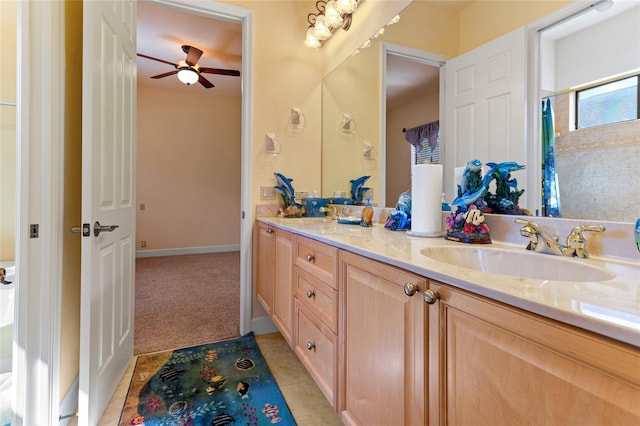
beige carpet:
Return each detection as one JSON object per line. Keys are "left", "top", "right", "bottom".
{"left": 134, "top": 252, "right": 240, "bottom": 354}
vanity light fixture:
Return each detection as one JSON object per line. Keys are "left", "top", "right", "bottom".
{"left": 304, "top": 0, "right": 359, "bottom": 48}
{"left": 177, "top": 68, "right": 199, "bottom": 85}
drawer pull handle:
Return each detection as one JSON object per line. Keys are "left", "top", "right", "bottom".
{"left": 266, "top": 228, "right": 274, "bottom": 234}
{"left": 423, "top": 289, "right": 440, "bottom": 305}
{"left": 306, "top": 341, "right": 316, "bottom": 351}
{"left": 306, "top": 254, "right": 315, "bottom": 262}
{"left": 306, "top": 290, "right": 315, "bottom": 299}
{"left": 403, "top": 282, "right": 419, "bottom": 297}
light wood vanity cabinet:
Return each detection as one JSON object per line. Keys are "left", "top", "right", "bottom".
{"left": 427, "top": 281, "right": 640, "bottom": 425}
{"left": 293, "top": 235, "right": 340, "bottom": 407}
{"left": 256, "top": 223, "right": 294, "bottom": 345}
{"left": 339, "top": 251, "right": 427, "bottom": 426}
{"left": 256, "top": 221, "right": 639, "bottom": 425}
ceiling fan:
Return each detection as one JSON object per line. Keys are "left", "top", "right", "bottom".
{"left": 137, "top": 45, "right": 240, "bottom": 89}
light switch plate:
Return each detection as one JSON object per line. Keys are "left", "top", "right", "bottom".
{"left": 260, "top": 186, "right": 276, "bottom": 200}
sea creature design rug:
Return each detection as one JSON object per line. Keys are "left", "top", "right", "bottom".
{"left": 120, "top": 332, "right": 296, "bottom": 425}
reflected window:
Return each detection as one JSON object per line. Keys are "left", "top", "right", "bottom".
{"left": 412, "top": 134, "right": 440, "bottom": 164}
{"left": 576, "top": 74, "right": 639, "bottom": 129}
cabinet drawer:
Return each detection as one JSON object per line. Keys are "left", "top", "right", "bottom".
{"left": 295, "top": 267, "right": 338, "bottom": 333}
{"left": 294, "top": 300, "right": 337, "bottom": 408}
{"left": 294, "top": 235, "right": 338, "bottom": 289}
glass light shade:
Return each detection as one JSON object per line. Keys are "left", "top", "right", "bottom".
{"left": 304, "top": 28, "right": 321, "bottom": 48}
{"left": 335, "top": 0, "right": 357, "bottom": 14}
{"left": 325, "top": 1, "right": 344, "bottom": 28}
{"left": 177, "top": 69, "right": 199, "bottom": 85}
{"left": 314, "top": 15, "right": 332, "bottom": 41}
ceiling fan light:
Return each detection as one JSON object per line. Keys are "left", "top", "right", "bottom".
{"left": 177, "top": 69, "right": 199, "bottom": 85}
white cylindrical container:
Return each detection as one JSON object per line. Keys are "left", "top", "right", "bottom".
{"left": 409, "top": 164, "right": 443, "bottom": 237}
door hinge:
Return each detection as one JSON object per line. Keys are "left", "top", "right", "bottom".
{"left": 30, "top": 224, "right": 39, "bottom": 238}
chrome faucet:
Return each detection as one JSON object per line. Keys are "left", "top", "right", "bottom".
{"left": 320, "top": 205, "right": 351, "bottom": 219}
{"left": 514, "top": 218, "right": 605, "bottom": 258}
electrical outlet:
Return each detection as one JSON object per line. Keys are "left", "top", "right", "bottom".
{"left": 260, "top": 186, "right": 276, "bottom": 200}
{"left": 140, "top": 240, "right": 146, "bottom": 248}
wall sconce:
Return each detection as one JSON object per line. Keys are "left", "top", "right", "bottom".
{"left": 362, "top": 141, "right": 375, "bottom": 159}
{"left": 264, "top": 133, "right": 281, "bottom": 155}
{"left": 340, "top": 113, "right": 356, "bottom": 134}
{"left": 304, "top": 0, "right": 359, "bottom": 48}
{"left": 288, "top": 107, "right": 306, "bottom": 130}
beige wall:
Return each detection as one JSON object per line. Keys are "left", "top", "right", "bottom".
{"left": 458, "top": 0, "right": 571, "bottom": 53}
{"left": 136, "top": 86, "right": 242, "bottom": 250}
{"left": 223, "top": 0, "right": 324, "bottom": 207}
{"left": 0, "top": 0, "right": 17, "bottom": 262}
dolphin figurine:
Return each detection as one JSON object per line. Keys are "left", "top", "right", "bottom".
{"left": 274, "top": 172, "right": 296, "bottom": 204}
{"left": 350, "top": 175, "right": 370, "bottom": 201}
{"left": 485, "top": 162, "right": 526, "bottom": 182}
{"left": 451, "top": 186, "right": 487, "bottom": 208}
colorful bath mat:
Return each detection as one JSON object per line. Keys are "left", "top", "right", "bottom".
{"left": 120, "top": 332, "right": 296, "bottom": 425}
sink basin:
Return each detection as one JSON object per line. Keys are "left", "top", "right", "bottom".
{"left": 420, "top": 246, "right": 616, "bottom": 282}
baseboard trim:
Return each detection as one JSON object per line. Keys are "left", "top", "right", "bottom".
{"left": 251, "top": 316, "right": 278, "bottom": 335}
{"left": 135, "top": 244, "right": 240, "bottom": 258}
{"left": 58, "top": 376, "right": 78, "bottom": 425}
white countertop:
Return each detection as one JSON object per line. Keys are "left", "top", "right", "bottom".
{"left": 257, "top": 216, "right": 640, "bottom": 347}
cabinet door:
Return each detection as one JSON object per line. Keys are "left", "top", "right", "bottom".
{"left": 428, "top": 281, "right": 640, "bottom": 426}
{"left": 256, "top": 224, "right": 275, "bottom": 315}
{"left": 339, "top": 251, "right": 426, "bottom": 426}
{"left": 272, "top": 230, "right": 293, "bottom": 345}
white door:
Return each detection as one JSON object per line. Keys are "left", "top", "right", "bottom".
{"left": 78, "top": 1, "right": 136, "bottom": 424}
{"left": 444, "top": 27, "right": 526, "bottom": 201}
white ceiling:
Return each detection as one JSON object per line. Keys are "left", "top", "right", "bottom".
{"left": 136, "top": 1, "right": 242, "bottom": 96}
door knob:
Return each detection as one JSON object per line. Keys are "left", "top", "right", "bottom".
{"left": 94, "top": 221, "right": 119, "bottom": 237}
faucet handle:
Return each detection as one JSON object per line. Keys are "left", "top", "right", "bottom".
{"left": 566, "top": 224, "right": 605, "bottom": 257}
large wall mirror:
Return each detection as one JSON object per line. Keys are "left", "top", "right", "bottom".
{"left": 321, "top": 0, "right": 639, "bottom": 224}
{"left": 534, "top": 0, "right": 640, "bottom": 222}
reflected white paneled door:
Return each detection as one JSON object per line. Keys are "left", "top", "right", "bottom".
{"left": 79, "top": 1, "right": 136, "bottom": 424}
{"left": 444, "top": 27, "right": 526, "bottom": 200}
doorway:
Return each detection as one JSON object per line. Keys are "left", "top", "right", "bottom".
{"left": 382, "top": 43, "right": 445, "bottom": 207}
{"left": 134, "top": 1, "right": 243, "bottom": 354}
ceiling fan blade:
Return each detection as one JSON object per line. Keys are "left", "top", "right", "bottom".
{"left": 182, "top": 45, "right": 203, "bottom": 66}
{"left": 199, "top": 67, "right": 240, "bottom": 77}
{"left": 198, "top": 74, "right": 214, "bottom": 89}
{"left": 137, "top": 53, "right": 176, "bottom": 67}
{"left": 150, "top": 70, "right": 179, "bottom": 79}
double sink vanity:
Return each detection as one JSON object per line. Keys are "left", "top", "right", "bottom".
{"left": 256, "top": 212, "right": 640, "bottom": 425}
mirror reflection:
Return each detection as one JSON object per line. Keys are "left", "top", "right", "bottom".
{"left": 321, "top": 1, "right": 639, "bottom": 223}
{"left": 538, "top": 1, "right": 640, "bottom": 222}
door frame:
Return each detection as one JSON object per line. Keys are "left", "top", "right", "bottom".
{"left": 380, "top": 42, "right": 446, "bottom": 205}
{"left": 14, "top": 1, "right": 253, "bottom": 424}
{"left": 14, "top": 0, "right": 65, "bottom": 424}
